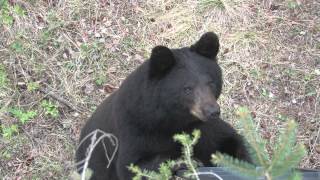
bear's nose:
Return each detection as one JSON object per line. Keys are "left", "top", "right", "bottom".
{"left": 204, "top": 106, "right": 220, "bottom": 119}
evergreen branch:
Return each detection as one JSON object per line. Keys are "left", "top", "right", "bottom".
{"left": 158, "top": 161, "right": 175, "bottom": 179}
{"left": 269, "top": 120, "right": 299, "bottom": 173}
{"left": 245, "top": 141, "right": 261, "bottom": 166}
{"left": 270, "top": 144, "right": 306, "bottom": 177}
{"left": 236, "top": 107, "right": 269, "bottom": 166}
{"left": 174, "top": 130, "right": 201, "bottom": 180}
{"left": 212, "top": 152, "right": 261, "bottom": 177}
{"left": 128, "top": 164, "right": 159, "bottom": 180}
{"left": 184, "top": 144, "right": 200, "bottom": 180}
{"left": 130, "top": 130, "right": 201, "bottom": 180}
{"left": 191, "top": 129, "right": 201, "bottom": 146}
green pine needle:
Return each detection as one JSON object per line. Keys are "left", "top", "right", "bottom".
{"left": 236, "top": 107, "right": 270, "bottom": 166}
{"left": 222, "top": 106, "right": 306, "bottom": 180}
{"left": 269, "top": 120, "right": 303, "bottom": 176}
{"left": 212, "top": 152, "right": 261, "bottom": 177}
{"left": 271, "top": 144, "right": 306, "bottom": 177}
{"left": 128, "top": 164, "right": 159, "bottom": 180}
{"left": 129, "top": 130, "right": 202, "bottom": 180}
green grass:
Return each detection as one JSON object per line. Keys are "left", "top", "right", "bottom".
{"left": 41, "top": 100, "right": 59, "bottom": 118}
{"left": 0, "top": 0, "right": 14, "bottom": 26}
{"left": 287, "top": 0, "right": 299, "bottom": 9}
{"left": 9, "top": 108, "right": 37, "bottom": 124}
{"left": 1, "top": 124, "right": 18, "bottom": 139}
{"left": 198, "top": 0, "right": 225, "bottom": 10}
{"left": 94, "top": 75, "right": 107, "bottom": 86}
{"left": 0, "top": 64, "right": 8, "bottom": 88}
{"left": 27, "top": 81, "right": 40, "bottom": 92}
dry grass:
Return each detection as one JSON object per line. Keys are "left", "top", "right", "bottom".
{"left": 0, "top": 0, "right": 319, "bottom": 179}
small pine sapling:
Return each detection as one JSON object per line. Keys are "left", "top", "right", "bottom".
{"left": 212, "top": 107, "right": 306, "bottom": 180}
{"left": 129, "top": 130, "right": 202, "bottom": 180}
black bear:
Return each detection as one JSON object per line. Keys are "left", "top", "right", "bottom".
{"left": 76, "top": 32, "right": 251, "bottom": 180}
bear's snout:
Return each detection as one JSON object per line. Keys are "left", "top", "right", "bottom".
{"left": 190, "top": 86, "right": 221, "bottom": 121}
{"left": 190, "top": 101, "right": 220, "bottom": 121}
{"left": 203, "top": 103, "right": 220, "bottom": 119}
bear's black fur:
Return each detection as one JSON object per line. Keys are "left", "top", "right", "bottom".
{"left": 76, "top": 32, "right": 251, "bottom": 180}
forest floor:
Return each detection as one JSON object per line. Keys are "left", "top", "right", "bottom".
{"left": 0, "top": 0, "right": 319, "bottom": 179}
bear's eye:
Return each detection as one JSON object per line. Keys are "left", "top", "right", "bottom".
{"left": 183, "top": 86, "right": 193, "bottom": 94}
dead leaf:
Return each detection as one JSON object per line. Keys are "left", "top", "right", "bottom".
{"left": 223, "top": 48, "right": 229, "bottom": 54}
{"left": 315, "top": 144, "right": 320, "bottom": 154}
{"left": 104, "top": 84, "right": 117, "bottom": 94}
{"left": 269, "top": 4, "right": 280, "bottom": 11}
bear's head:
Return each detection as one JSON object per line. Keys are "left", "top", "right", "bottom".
{"left": 148, "top": 32, "right": 222, "bottom": 123}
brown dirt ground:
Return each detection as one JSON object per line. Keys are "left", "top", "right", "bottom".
{"left": 0, "top": 0, "right": 319, "bottom": 179}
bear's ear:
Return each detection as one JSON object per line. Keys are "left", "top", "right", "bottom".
{"left": 149, "top": 46, "right": 176, "bottom": 79}
{"left": 190, "top": 32, "right": 220, "bottom": 60}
